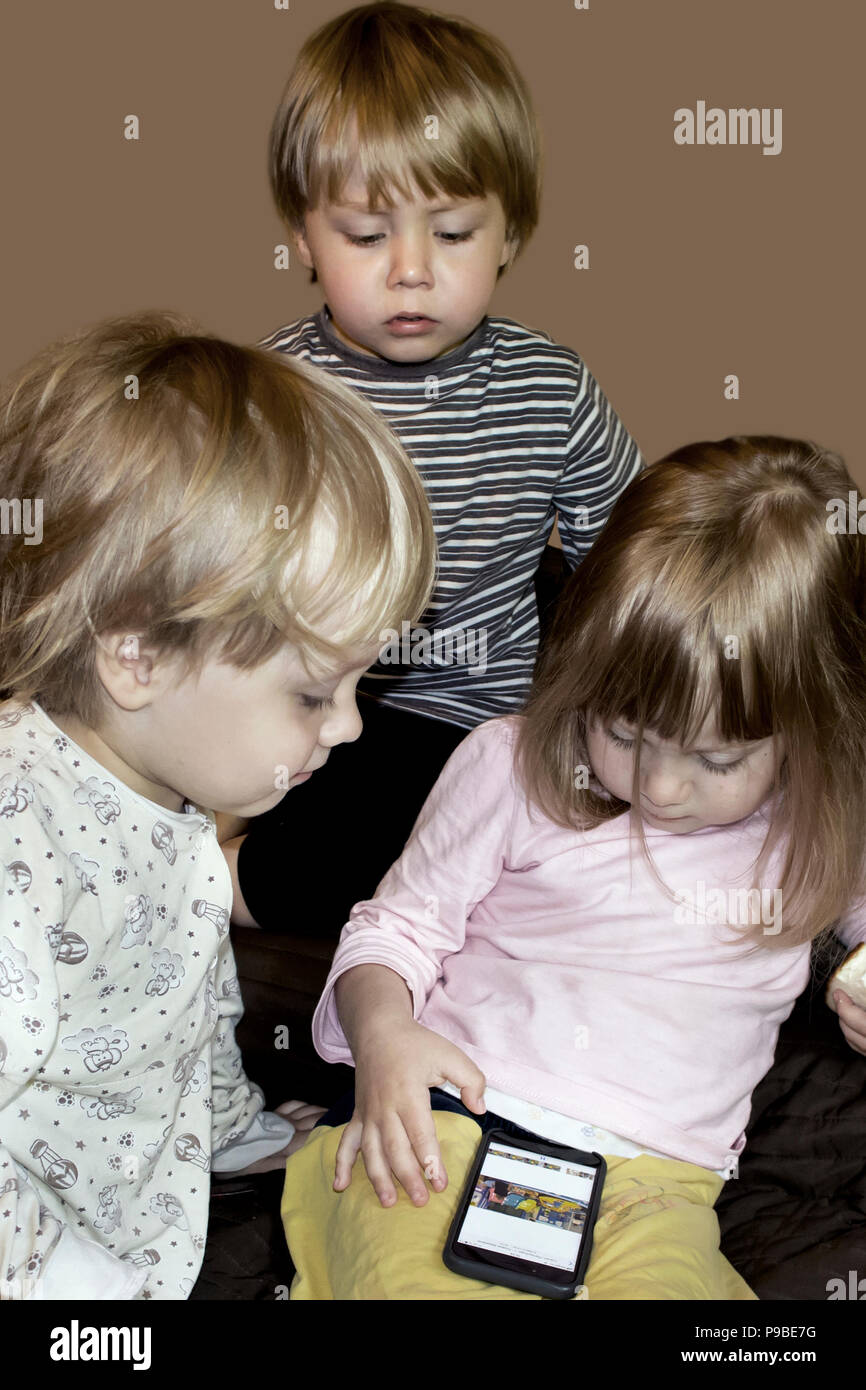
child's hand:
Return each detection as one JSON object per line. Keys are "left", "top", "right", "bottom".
{"left": 278, "top": 1099, "right": 330, "bottom": 1158}
{"left": 228, "top": 1100, "right": 328, "bottom": 1174}
{"left": 333, "top": 1019, "right": 486, "bottom": 1210}
{"left": 834, "top": 991, "right": 866, "bottom": 1056}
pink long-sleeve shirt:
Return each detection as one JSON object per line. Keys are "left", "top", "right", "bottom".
{"left": 313, "top": 717, "right": 864, "bottom": 1171}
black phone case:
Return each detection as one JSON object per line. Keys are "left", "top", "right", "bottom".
{"left": 442, "top": 1128, "right": 606, "bottom": 1299}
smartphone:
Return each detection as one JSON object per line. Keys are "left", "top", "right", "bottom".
{"left": 443, "top": 1128, "right": 606, "bottom": 1299}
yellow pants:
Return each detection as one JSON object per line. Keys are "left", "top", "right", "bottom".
{"left": 281, "top": 1112, "right": 757, "bottom": 1301}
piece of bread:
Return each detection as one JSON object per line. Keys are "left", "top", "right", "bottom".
{"left": 826, "top": 942, "right": 866, "bottom": 1011}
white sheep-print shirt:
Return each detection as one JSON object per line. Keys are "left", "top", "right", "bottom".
{"left": 0, "top": 700, "right": 292, "bottom": 1300}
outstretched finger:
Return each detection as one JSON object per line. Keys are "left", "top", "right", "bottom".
{"left": 333, "top": 1114, "right": 364, "bottom": 1191}
{"left": 359, "top": 1122, "right": 408, "bottom": 1207}
{"left": 403, "top": 1111, "right": 448, "bottom": 1194}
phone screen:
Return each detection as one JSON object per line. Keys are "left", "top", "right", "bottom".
{"left": 452, "top": 1136, "right": 599, "bottom": 1281}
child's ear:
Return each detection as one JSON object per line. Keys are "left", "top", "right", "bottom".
{"left": 94, "top": 631, "right": 168, "bottom": 711}
{"left": 499, "top": 237, "right": 519, "bottom": 271}
{"left": 292, "top": 222, "right": 316, "bottom": 272}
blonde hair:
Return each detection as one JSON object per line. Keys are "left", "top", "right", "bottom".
{"left": 518, "top": 436, "right": 866, "bottom": 949}
{"left": 0, "top": 311, "right": 436, "bottom": 726}
{"left": 269, "top": 1, "right": 542, "bottom": 278}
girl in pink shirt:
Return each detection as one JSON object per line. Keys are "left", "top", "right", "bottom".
{"left": 282, "top": 435, "right": 866, "bottom": 1300}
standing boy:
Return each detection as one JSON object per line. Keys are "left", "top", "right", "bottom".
{"left": 227, "top": 2, "right": 642, "bottom": 932}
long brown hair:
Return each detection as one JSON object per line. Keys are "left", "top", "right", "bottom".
{"left": 517, "top": 436, "right": 866, "bottom": 948}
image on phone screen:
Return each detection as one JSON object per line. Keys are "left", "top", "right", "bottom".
{"left": 453, "top": 1138, "right": 598, "bottom": 1279}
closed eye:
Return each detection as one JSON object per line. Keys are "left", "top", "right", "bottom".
{"left": 698, "top": 756, "right": 744, "bottom": 776}
{"left": 344, "top": 231, "right": 475, "bottom": 246}
{"left": 299, "top": 694, "right": 336, "bottom": 711}
{"left": 606, "top": 728, "right": 745, "bottom": 775}
{"left": 606, "top": 730, "right": 635, "bottom": 751}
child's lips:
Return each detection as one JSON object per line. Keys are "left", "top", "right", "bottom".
{"left": 642, "top": 803, "right": 690, "bottom": 822}
{"left": 296, "top": 759, "right": 328, "bottom": 779}
{"left": 385, "top": 314, "right": 439, "bottom": 335}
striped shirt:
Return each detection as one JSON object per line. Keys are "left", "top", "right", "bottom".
{"left": 262, "top": 306, "right": 642, "bottom": 729}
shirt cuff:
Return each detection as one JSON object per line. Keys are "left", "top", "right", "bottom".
{"left": 211, "top": 1110, "right": 295, "bottom": 1173}
{"left": 35, "top": 1226, "right": 148, "bottom": 1300}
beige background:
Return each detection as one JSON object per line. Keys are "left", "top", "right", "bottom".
{"left": 1, "top": 0, "right": 862, "bottom": 483}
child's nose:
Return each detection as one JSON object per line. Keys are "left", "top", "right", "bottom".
{"left": 386, "top": 232, "right": 433, "bottom": 286}
{"left": 319, "top": 698, "right": 363, "bottom": 749}
{"left": 641, "top": 760, "right": 691, "bottom": 807}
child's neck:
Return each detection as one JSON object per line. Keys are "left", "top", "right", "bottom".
{"left": 48, "top": 709, "right": 186, "bottom": 814}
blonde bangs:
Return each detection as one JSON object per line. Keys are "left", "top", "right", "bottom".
{"left": 0, "top": 313, "right": 435, "bottom": 724}
{"left": 217, "top": 375, "right": 436, "bottom": 671}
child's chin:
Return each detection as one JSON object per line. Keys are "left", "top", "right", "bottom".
{"left": 227, "top": 790, "right": 287, "bottom": 818}
{"left": 640, "top": 810, "right": 699, "bottom": 833}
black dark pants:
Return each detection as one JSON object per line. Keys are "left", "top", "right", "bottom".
{"left": 236, "top": 695, "right": 468, "bottom": 934}
{"left": 315, "top": 1085, "right": 543, "bottom": 1144}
